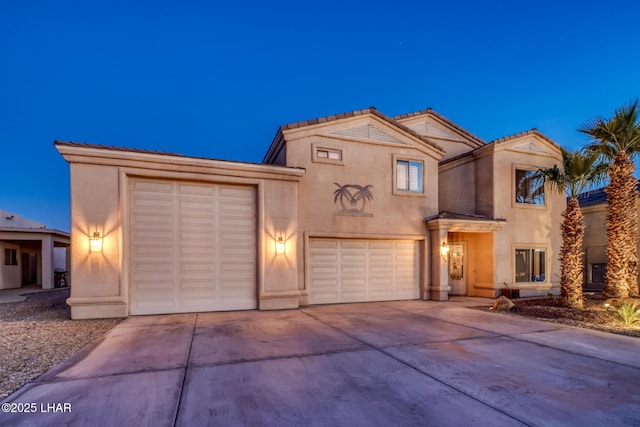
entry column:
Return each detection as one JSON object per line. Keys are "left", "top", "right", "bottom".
{"left": 429, "top": 228, "right": 449, "bottom": 301}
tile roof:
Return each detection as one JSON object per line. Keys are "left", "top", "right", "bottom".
{"left": 55, "top": 140, "right": 188, "bottom": 158}
{"left": 576, "top": 187, "right": 607, "bottom": 207}
{"left": 393, "top": 108, "right": 486, "bottom": 146}
{"left": 278, "top": 107, "right": 445, "bottom": 153}
{"left": 489, "top": 128, "right": 561, "bottom": 150}
{"left": 54, "top": 141, "right": 280, "bottom": 168}
{"left": 576, "top": 182, "right": 640, "bottom": 207}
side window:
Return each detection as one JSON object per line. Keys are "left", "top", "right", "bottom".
{"left": 515, "top": 248, "right": 546, "bottom": 282}
{"left": 4, "top": 248, "right": 18, "bottom": 266}
{"left": 396, "top": 160, "right": 423, "bottom": 193}
{"left": 515, "top": 168, "right": 545, "bottom": 205}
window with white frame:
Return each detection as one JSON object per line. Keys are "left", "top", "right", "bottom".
{"left": 396, "top": 160, "right": 423, "bottom": 193}
{"left": 515, "top": 169, "right": 545, "bottom": 205}
{"left": 515, "top": 248, "right": 546, "bottom": 282}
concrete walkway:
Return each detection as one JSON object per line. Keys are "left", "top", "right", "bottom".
{"left": 2, "top": 298, "right": 639, "bottom": 426}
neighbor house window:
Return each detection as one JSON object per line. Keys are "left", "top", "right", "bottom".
{"left": 4, "top": 248, "right": 17, "bottom": 266}
{"left": 515, "top": 248, "right": 546, "bottom": 282}
{"left": 515, "top": 169, "right": 545, "bottom": 205}
{"left": 396, "top": 160, "right": 423, "bottom": 192}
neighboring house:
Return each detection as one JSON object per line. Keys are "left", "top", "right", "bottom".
{"left": 56, "top": 107, "right": 565, "bottom": 319}
{"left": 0, "top": 210, "right": 70, "bottom": 290}
{"left": 577, "top": 184, "right": 640, "bottom": 292}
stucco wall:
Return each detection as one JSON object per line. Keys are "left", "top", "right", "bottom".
{"left": 491, "top": 143, "right": 564, "bottom": 296}
{"left": 439, "top": 159, "right": 475, "bottom": 214}
{"left": 285, "top": 131, "right": 440, "bottom": 237}
{"left": 474, "top": 154, "right": 494, "bottom": 217}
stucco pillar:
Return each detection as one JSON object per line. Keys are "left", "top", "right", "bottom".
{"left": 41, "top": 235, "right": 54, "bottom": 289}
{"left": 429, "top": 228, "right": 449, "bottom": 301}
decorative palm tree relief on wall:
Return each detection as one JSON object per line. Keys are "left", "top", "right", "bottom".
{"left": 333, "top": 183, "right": 374, "bottom": 217}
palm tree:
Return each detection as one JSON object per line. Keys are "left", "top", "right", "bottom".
{"left": 580, "top": 100, "right": 640, "bottom": 298}
{"left": 537, "top": 149, "right": 606, "bottom": 309}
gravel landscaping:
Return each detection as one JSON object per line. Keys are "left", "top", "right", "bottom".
{"left": 483, "top": 294, "right": 640, "bottom": 338}
{"left": 0, "top": 289, "right": 122, "bottom": 399}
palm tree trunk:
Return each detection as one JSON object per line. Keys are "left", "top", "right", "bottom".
{"left": 604, "top": 151, "right": 638, "bottom": 298}
{"left": 560, "top": 197, "right": 584, "bottom": 309}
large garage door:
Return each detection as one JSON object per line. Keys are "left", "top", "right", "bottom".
{"left": 308, "top": 238, "right": 420, "bottom": 304}
{"left": 129, "top": 178, "right": 257, "bottom": 315}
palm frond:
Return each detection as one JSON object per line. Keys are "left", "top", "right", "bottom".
{"left": 579, "top": 99, "right": 640, "bottom": 160}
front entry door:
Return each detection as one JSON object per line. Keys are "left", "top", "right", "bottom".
{"left": 448, "top": 242, "right": 467, "bottom": 295}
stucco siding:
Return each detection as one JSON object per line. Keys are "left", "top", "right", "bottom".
{"left": 439, "top": 160, "right": 475, "bottom": 214}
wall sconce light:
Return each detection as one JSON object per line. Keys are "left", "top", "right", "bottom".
{"left": 275, "top": 236, "right": 285, "bottom": 255}
{"left": 440, "top": 241, "right": 450, "bottom": 260}
{"left": 90, "top": 231, "right": 103, "bottom": 253}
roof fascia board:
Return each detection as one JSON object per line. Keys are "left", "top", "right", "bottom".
{"left": 56, "top": 143, "right": 305, "bottom": 181}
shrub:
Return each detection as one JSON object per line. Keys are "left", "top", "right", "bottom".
{"left": 612, "top": 302, "right": 640, "bottom": 328}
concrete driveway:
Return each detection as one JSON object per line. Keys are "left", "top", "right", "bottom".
{"left": 2, "top": 298, "right": 640, "bottom": 426}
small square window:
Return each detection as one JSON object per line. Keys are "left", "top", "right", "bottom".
{"left": 515, "top": 169, "right": 545, "bottom": 205}
{"left": 396, "top": 160, "right": 423, "bottom": 192}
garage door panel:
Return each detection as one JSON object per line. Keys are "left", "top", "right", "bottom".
{"left": 309, "top": 238, "right": 420, "bottom": 304}
{"left": 130, "top": 178, "right": 257, "bottom": 315}
{"left": 178, "top": 183, "right": 216, "bottom": 195}
{"left": 133, "top": 279, "right": 173, "bottom": 290}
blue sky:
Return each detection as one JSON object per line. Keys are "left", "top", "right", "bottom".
{"left": 2, "top": 0, "right": 639, "bottom": 231}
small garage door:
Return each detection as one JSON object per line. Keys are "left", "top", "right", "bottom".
{"left": 308, "top": 238, "right": 420, "bottom": 304}
{"left": 129, "top": 178, "right": 257, "bottom": 315}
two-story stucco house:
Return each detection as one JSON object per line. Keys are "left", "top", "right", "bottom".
{"left": 56, "top": 107, "right": 565, "bottom": 319}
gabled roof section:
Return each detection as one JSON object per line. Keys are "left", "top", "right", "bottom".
{"left": 394, "top": 108, "right": 486, "bottom": 147}
{"left": 328, "top": 124, "right": 405, "bottom": 145}
{"left": 263, "top": 107, "right": 445, "bottom": 164}
{"left": 489, "top": 129, "right": 562, "bottom": 152}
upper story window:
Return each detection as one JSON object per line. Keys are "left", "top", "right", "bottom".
{"left": 515, "top": 168, "right": 545, "bottom": 205}
{"left": 396, "top": 159, "right": 423, "bottom": 193}
{"left": 312, "top": 144, "right": 344, "bottom": 165}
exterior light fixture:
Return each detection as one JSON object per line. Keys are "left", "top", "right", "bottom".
{"left": 90, "top": 231, "right": 103, "bottom": 253}
{"left": 440, "top": 241, "right": 450, "bottom": 259}
{"left": 275, "top": 236, "right": 285, "bottom": 255}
